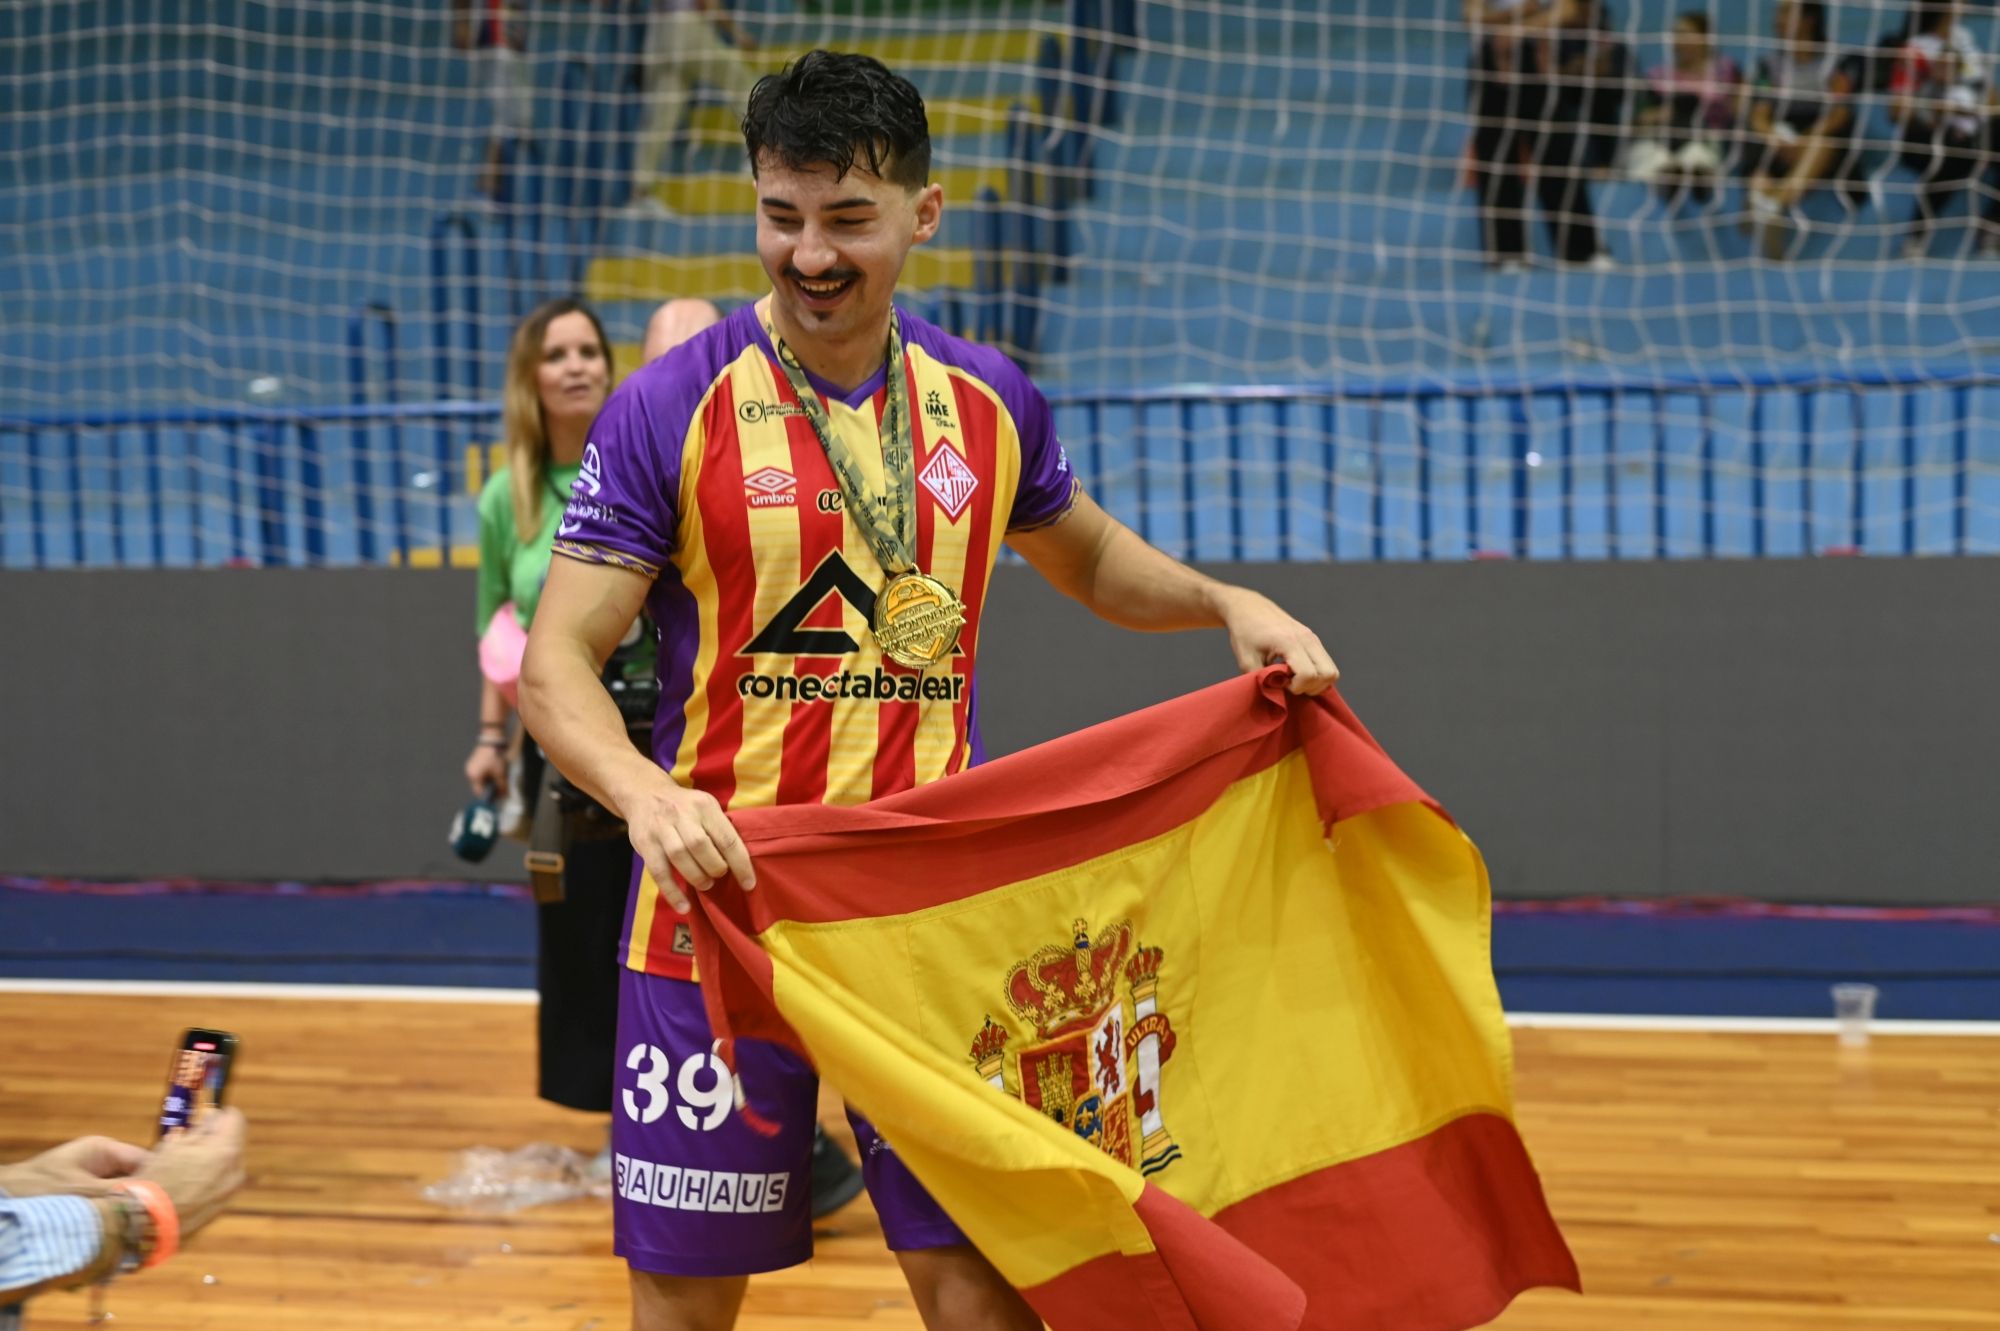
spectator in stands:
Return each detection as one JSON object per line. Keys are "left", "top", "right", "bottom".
{"left": 1465, "top": 0, "right": 1617, "bottom": 272}
{"left": 1886, "top": 0, "right": 2000, "bottom": 257}
{"left": 1628, "top": 11, "right": 1741, "bottom": 204}
{"left": 466, "top": 299, "right": 630, "bottom": 1134}
{"left": 1740, "top": 0, "right": 1864, "bottom": 260}
{"left": 624, "top": 1, "right": 762, "bottom": 217}
{"left": 453, "top": 0, "right": 534, "bottom": 203}
{"left": 1555, "top": 2, "right": 1632, "bottom": 186}
{"left": 2, "top": 1111, "right": 246, "bottom": 1328}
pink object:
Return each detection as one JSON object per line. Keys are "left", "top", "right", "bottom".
{"left": 480, "top": 603, "right": 529, "bottom": 705}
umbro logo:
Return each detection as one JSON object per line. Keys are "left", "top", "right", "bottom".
{"left": 743, "top": 466, "right": 797, "bottom": 509}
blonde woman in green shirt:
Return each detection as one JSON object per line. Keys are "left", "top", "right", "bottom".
{"left": 466, "top": 298, "right": 612, "bottom": 796}
{"left": 465, "top": 298, "right": 629, "bottom": 1116}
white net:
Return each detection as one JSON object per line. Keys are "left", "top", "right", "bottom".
{"left": 2, "top": 0, "right": 1996, "bottom": 565}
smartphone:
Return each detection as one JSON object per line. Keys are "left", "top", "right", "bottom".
{"left": 156, "top": 1029, "right": 238, "bottom": 1142}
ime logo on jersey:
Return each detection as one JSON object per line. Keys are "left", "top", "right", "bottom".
{"left": 743, "top": 466, "right": 798, "bottom": 509}
{"left": 614, "top": 1155, "right": 795, "bottom": 1215}
{"left": 578, "top": 442, "right": 604, "bottom": 496}
{"left": 922, "top": 387, "right": 956, "bottom": 430}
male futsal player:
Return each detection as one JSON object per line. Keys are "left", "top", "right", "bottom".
{"left": 519, "top": 51, "right": 1338, "bottom": 1331}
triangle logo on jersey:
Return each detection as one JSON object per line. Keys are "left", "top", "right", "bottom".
{"left": 743, "top": 552, "right": 877, "bottom": 657}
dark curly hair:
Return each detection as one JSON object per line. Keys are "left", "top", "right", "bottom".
{"left": 742, "top": 50, "right": 931, "bottom": 189}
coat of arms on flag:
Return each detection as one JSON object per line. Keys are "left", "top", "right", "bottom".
{"left": 971, "top": 920, "right": 1183, "bottom": 1178}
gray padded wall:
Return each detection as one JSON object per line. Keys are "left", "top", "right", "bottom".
{"left": 2, "top": 560, "right": 1993, "bottom": 903}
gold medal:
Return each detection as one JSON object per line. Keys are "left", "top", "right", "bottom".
{"left": 873, "top": 572, "right": 967, "bottom": 671}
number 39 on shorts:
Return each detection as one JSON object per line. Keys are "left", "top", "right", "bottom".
{"left": 622, "top": 1042, "right": 735, "bottom": 1131}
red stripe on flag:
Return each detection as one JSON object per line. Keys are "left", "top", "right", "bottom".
{"left": 714, "top": 674, "right": 1426, "bottom": 929}
{"left": 1024, "top": 1182, "right": 1305, "bottom": 1330}
{"left": 1022, "top": 1113, "right": 1575, "bottom": 1331}
{"left": 1210, "top": 1111, "right": 1580, "bottom": 1329}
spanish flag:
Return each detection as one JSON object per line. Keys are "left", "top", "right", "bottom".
{"left": 687, "top": 669, "right": 1579, "bottom": 1329}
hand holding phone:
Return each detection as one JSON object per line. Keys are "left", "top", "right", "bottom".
{"left": 136, "top": 1107, "right": 248, "bottom": 1238}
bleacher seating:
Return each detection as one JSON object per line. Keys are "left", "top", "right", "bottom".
{"left": 3, "top": 0, "right": 1997, "bottom": 567}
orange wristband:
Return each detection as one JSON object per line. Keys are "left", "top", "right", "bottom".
{"left": 110, "top": 1179, "right": 179, "bottom": 1269}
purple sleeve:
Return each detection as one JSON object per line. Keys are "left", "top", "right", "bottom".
{"left": 553, "top": 370, "right": 682, "bottom": 578}
{"left": 1000, "top": 369, "right": 1082, "bottom": 533}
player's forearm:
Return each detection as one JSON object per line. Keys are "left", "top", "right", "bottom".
{"left": 518, "top": 638, "right": 663, "bottom": 819}
{"left": 1072, "top": 521, "right": 1242, "bottom": 633}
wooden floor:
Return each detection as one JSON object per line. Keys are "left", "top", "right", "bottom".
{"left": 2, "top": 992, "right": 1995, "bottom": 1330}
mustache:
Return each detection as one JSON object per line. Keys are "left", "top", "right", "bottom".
{"left": 785, "top": 266, "right": 861, "bottom": 285}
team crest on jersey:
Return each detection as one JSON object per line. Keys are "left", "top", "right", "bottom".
{"left": 967, "top": 918, "right": 1183, "bottom": 1177}
{"left": 919, "top": 446, "right": 979, "bottom": 519}
{"left": 743, "top": 466, "right": 797, "bottom": 509}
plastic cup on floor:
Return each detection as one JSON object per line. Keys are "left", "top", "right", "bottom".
{"left": 1831, "top": 983, "right": 1879, "bottom": 1048}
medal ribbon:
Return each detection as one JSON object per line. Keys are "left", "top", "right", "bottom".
{"left": 764, "top": 313, "right": 917, "bottom": 577}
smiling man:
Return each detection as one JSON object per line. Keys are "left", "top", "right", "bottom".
{"left": 519, "top": 50, "right": 1338, "bottom": 1331}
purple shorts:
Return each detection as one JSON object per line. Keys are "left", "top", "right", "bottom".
{"left": 611, "top": 967, "right": 967, "bottom": 1276}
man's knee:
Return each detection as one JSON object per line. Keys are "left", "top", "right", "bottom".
{"left": 895, "top": 1245, "right": 1042, "bottom": 1331}
{"left": 629, "top": 1268, "right": 747, "bottom": 1331}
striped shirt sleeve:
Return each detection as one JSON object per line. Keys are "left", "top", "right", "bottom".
{"left": 0, "top": 1191, "right": 104, "bottom": 1318}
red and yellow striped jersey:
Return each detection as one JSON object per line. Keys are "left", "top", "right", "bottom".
{"left": 553, "top": 303, "right": 1079, "bottom": 977}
